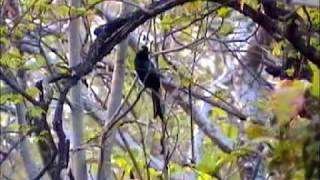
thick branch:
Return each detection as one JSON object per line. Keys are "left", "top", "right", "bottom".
{"left": 215, "top": 0, "right": 320, "bottom": 67}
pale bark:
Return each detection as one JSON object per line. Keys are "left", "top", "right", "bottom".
{"left": 68, "top": 0, "right": 87, "bottom": 179}
{"left": 16, "top": 72, "right": 39, "bottom": 179}
{"left": 286, "top": 0, "right": 319, "bottom": 7}
{"left": 97, "top": 4, "right": 129, "bottom": 180}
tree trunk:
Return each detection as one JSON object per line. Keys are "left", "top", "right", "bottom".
{"left": 68, "top": 0, "right": 87, "bottom": 179}
{"left": 97, "top": 4, "right": 129, "bottom": 180}
{"left": 16, "top": 71, "right": 39, "bottom": 179}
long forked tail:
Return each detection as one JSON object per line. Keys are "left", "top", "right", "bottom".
{"left": 151, "top": 89, "right": 163, "bottom": 120}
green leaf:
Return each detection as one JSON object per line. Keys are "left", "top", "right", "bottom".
{"left": 196, "top": 171, "right": 216, "bottom": 180}
{"left": 27, "top": 106, "right": 44, "bottom": 118}
{"left": 72, "top": 7, "right": 87, "bottom": 16}
{"left": 218, "top": 23, "right": 234, "bottom": 36}
{"left": 53, "top": 4, "right": 70, "bottom": 17}
{"left": 213, "top": 90, "right": 230, "bottom": 99}
{"left": 0, "top": 25, "right": 8, "bottom": 36}
{"left": 88, "top": 0, "right": 103, "bottom": 4}
{"left": 84, "top": 128, "right": 101, "bottom": 142}
{"left": 270, "top": 80, "right": 310, "bottom": 125}
{"left": 285, "top": 67, "right": 295, "bottom": 76}
{"left": 197, "top": 152, "right": 230, "bottom": 175}
{"left": 231, "top": 146, "right": 255, "bottom": 157}
{"left": 0, "top": 37, "right": 10, "bottom": 48}
{"left": 217, "top": 7, "right": 232, "bottom": 18}
{"left": 8, "top": 123, "right": 32, "bottom": 133}
{"left": 310, "top": 37, "right": 320, "bottom": 49}
{"left": 309, "top": 62, "right": 320, "bottom": 98}
{"left": 24, "top": 54, "right": 46, "bottom": 70}
{"left": 26, "top": 87, "right": 40, "bottom": 98}
{"left": 180, "top": 27, "right": 193, "bottom": 41}
{"left": 159, "top": 15, "right": 172, "bottom": 31}
{"left": 149, "top": 168, "right": 162, "bottom": 178}
{"left": 272, "top": 41, "right": 285, "bottom": 57}
{"left": 245, "top": 122, "right": 273, "bottom": 139}
{"left": 219, "top": 121, "right": 238, "bottom": 140}
{"left": 169, "top": 163, "right": 184, "bottom": 174}
{"left": 112, "top": 154, "right": 132, "bottom": 174}
{"left": 0, "top": 93, "right": 24, "bottom": 104}
{"left": 0, "top": 48, "right": 24, "bottom": 69}
{"left": 44, "top": 35, "right": 60, "bottom": 44}
{"left": 211, "top": 107, "right": 227, "bottom": 119}
{"left": 239, "top": 0, "right": 260, "bottom": 10}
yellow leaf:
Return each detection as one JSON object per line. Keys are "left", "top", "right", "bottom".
{"left": 270, "top": 80, "right": 310, "bottom": 125}
{"left": 244, "top": 122, "right": 272, "bottom": 139}
{"left": 217, "top": 7, "right": 232, "bottom": 18}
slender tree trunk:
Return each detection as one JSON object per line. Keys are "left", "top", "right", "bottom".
{"left": 16, "top": 71, "right": 39, "bottom": 179}
{"left": 68, "top": 0, "right": 87, "bottom": 179}
{"left": 97, "top": 4, "right": 129, "bottom": 180}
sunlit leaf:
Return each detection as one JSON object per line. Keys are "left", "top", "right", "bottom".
{"left": 219, "top": 121, "right": 238, "bottom": 140}
{"left": 112, "top": 154, "right": 132, "bottom": 175}
{"left": 218, "top": 23, "right": 234, "bottom": 36}
{"left": 0, "top": 93, "right": 24, "bottom": 104}
{"left": 231, "top": 146, "right": 255, "bottom": 157}
{"left": 88, "top": 0, "right": 103, "bottom": 4}
{"left": 217, "top": 7, "right": 232, "bottom": 18}
{"left": 270, "top": 80, "right": 310, "bottom": 125}
{"left": 26, "top": 87, "right": 40, "bottom": 98}
{"left": 245, "top": 122, "right": 273, "bottom": 139}
{"left": 169, "top": 163, "right": 184, "bottom": 174}
{"left": 196, "top": 171, "right": 216, "bottom": 180}
{"left": 8, "top": 123, "right": 31, "bottom": 134}
{"left": 197, "top": 152, "right": 231, "bottom": 175}
{"left": 27, "top": 106, "right": 45, "bottom": 118}
{"left": 0, "top": 25, "right": 8, "bottom": 36}
{"left": 211, "top": 107, "right": 227, "bottom": 119}
{"left": 183, "top": 1, "right": 202, "bottom": 13}
{"left": 149, "top": 168, "right": 162, "bottom": 178}
{"left": 0, "top": 37, "right": 10, "bottom": 48}
{"left": 271, "top": 140, "right": 302, "bottom": 168}
{"left": 24, "top": 54, "right": 46, "bottom": 70}
{"left": 272, "top": 41, "right": 285, "bottom": 57}
{"left": 309, "top": 62, "right": 320, "bottom": 97}
{"left": 0, "top": 48, "right": 24, "bottom": 69}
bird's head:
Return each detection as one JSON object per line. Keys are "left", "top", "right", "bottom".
{"left": 136, "top": 45, "right": 149, "bottom": 59}
{"left": 141, "top": 45, "right": 148, "bottom": 53}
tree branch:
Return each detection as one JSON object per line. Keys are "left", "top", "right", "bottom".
{"left": 213, "top": 0, "right": 320, "bottom": 67}
{"left": 0, "top": 69, "right": 43, "bottom": 107}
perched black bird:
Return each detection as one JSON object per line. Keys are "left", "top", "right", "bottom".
{"left": 135, "top": 46, "right": 163, "bottom": 120}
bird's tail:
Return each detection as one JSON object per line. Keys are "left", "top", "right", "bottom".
{"left": 151, "top": 89, "right": 163, "bottom": 120}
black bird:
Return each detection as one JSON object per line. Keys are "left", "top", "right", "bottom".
{"left": 135, "top": 46, "right": 163, "bottom": 120}
{"left": 94, "top": 18, "right": 127, "bottom": 38}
